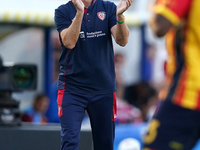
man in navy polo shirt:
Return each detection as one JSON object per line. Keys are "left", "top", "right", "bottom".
{"left": 54, "top": 0, "right": 132, "bottom": 149}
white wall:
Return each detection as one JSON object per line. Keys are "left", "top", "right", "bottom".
{"left": 113, "top": 27, "right": 142, "bottom": 86}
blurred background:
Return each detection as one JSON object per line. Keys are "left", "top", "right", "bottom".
{"left": 0, "top": 0, "right": 199, "bottom": 150}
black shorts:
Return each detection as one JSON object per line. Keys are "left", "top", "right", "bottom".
{"left": 143, "top": 100, "right": 200, "bottom": 150}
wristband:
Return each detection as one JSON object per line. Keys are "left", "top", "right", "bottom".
{"left": 117, "top": 20, "right": 124, "bottom": 24}
{"left": 116, "top": 15, "right": 125, "bottom": 24}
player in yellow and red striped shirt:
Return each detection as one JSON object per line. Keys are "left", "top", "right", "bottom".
{"left": 143, "top": 0, "right": 200, "bottom": 149}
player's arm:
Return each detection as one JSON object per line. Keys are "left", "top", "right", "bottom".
{"left": 60, "top": 0, "right": 84, "bottom": 49}
{"left": 149, "top": 14, "right": 172, "bottom": 37}
{"left": 150, "top": 0, "right": 191, "bottom": 38}
{"left": 111, "top": 0, "right": 133, "bottom": 47}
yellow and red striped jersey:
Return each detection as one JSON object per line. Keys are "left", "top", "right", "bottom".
{"left": 154, "top": 0, "right": 200, "bottom": 110}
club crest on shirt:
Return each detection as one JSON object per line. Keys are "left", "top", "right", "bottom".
{"left": 97, "top": 12, "right": 106, "bottom": 21}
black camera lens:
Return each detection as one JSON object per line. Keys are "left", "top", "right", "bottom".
{"left": 12, "top": 67, "right": 35, "bottom": 90}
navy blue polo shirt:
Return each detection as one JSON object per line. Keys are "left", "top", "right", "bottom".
{"left": 54, "top": 0, "right": 117, "bottom": 94}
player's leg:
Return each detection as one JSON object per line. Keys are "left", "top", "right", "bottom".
{"left": 143, "top": 99, "right": 200, "bottom": 150}
{"left": 87, "top": 92, "right": 116, "bottom": 150}
{"left": 57, "top": 90, "right": 87, "bottom": 150}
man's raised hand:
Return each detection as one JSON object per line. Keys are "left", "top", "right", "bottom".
{"left": 72, "top": 0, "right": 84, "bottom": 13}
{"left": 117, "top": 0, "right": 133, "bottom": 16}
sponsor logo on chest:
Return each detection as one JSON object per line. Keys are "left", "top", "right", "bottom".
{"left": 79, "top": 31, "right": 85, "bottom": 38}
{"left": 79, "top": 31, "right": 106, "bottom": 39}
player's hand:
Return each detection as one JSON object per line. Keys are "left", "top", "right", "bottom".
{"left": 117, "top": 0, "right": 133, "bottom": 16}
{"left": 72, "top": 0, "right": 84, "bottom": 13}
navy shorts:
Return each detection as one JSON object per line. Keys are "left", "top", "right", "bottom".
{"left": 143, "top": 100, "right": 200, "bottom": 150}
{"left": 57, "top": 89, "right": 117, "bottom": 150}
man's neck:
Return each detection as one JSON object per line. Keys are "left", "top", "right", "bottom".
{"left": 82, "top": 0, "right": 93, "bottom": 8}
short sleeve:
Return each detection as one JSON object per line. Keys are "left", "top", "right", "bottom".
{"left": 54, "top": 6, "right": 72, "bottom": 33}
{"left": 154, "top": 0, "right": 192, "bottom": 25}
{"left": 108, "top": 2, "right": 117, "bottom": 29}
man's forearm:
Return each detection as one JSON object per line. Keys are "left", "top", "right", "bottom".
{"left": 61, "top": 11, "right": 84, "bottom": 49}
{"left": 115, "top": 15, "right": 129, "bottom": 46}
{"left": 149, "top": 14, "right": 172, "bottom": 37}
